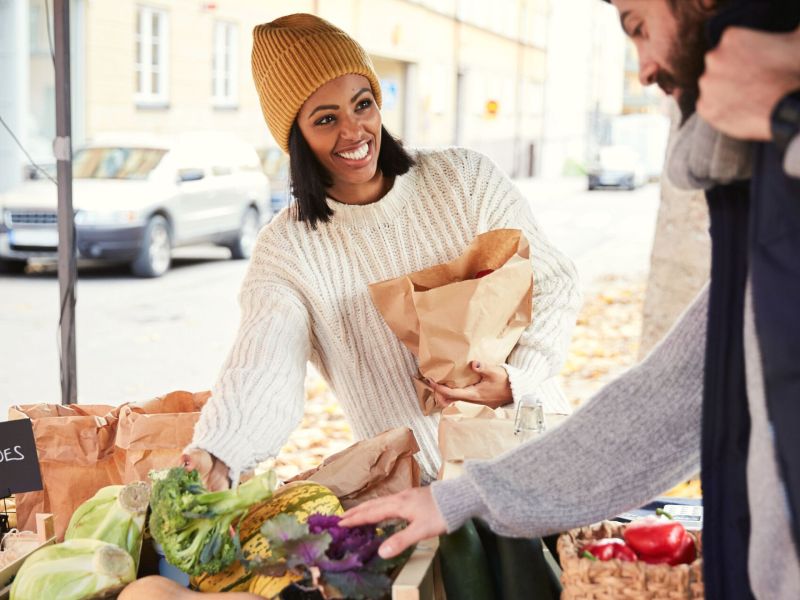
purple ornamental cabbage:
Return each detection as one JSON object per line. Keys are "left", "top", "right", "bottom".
{"left": 242, "top": 512, "right": 410, "bottom": 599}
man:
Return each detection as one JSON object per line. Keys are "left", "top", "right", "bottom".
{"left": 341, "top": 1, "right": 800, "bottom": 597}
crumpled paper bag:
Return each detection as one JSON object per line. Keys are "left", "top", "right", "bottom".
{"left": 8, "top": 390, "right": 209, "bottom": 539}
{"left": 369, "top": 229, "right": 533, "bottom": 415}
{"left": 7, "top": 403, "right": 120, "bottom": 539}
{"left": 437, "top": 401, "right": 568, "bottom": 480}
{"left": 114, "top": 390, "right": 210, "bottom": 483}
{"left": 287, "top": 427, "right": 421, "bottom": 509}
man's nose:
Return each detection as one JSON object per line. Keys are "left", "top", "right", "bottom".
{"left": 638, "top": 58, "right": 659, "bottom": 87}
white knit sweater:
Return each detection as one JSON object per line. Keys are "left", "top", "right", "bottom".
{"left": 188, "top": 147, "right": 581, "bottom": 484}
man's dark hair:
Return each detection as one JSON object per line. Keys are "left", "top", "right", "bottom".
{"left": 287, "top": 122, "right": 415, "bottom": 229}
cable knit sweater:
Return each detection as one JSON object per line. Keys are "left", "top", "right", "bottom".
{"left": 188, "top": 147, "right": 581, "bottom": 484}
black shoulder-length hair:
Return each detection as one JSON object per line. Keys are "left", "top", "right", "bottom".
{"left": 287, "top": 122, "right": 415, "bottom": 229}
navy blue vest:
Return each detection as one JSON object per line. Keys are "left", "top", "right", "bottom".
{"left": 702, "top": 2, "right": 800, "bottom": 598}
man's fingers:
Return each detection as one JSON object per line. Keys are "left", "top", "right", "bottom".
{"left": 340, "top": 497, "right": 403, "bottom": 527}
{"left": 378, "top": 525, "right": 427, "bottom": 559}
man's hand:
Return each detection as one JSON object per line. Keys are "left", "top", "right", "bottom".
{"left": 180, "top": 448, "right": 230, "bottom": 491}
{"left": 427, "top": 361, "right": 513, "bottom": 410}
{"left": 698, "top": 26, "right": 800, "bottom": 141}
{"left": 338, "top": 487, "right": 448, "bottom": 559}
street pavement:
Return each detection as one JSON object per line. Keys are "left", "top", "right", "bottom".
{"left": 0, "top": 179, "right": 659, "bottom": 415}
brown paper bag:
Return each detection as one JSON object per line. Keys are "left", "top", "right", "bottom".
{"left": 7, "top": 390, "right": 210, "bottom": 539}
{"left": 287, "top": 427, "right": 421, "bottom": 509}
{"left": 369, "top": 229, "right": 533, "bottom": 415}
{"left": 437, "top": 401, "right": 568, "bottom": 480}
{"left": 114, "top": 390, "right": 210, "bottom": 482}
{"left": 7, "top": 403, "right": 120, "bottom": 539}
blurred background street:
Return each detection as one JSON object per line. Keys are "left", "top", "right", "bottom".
{"left": 0, "top": 180, "right": 658, "bottom": 414}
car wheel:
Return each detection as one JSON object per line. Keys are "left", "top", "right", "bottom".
{"left": 0, "top": 258, "right": 27, "bottom": 274}
{"left": 131, "top": 215, "right": 171, "bottom": 278}
{"left": 229, "top": 207, "right": 260, "bottom": 260}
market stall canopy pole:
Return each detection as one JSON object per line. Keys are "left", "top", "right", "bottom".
{"left": 54, "top": 0, "right": 77, "bottom": 405}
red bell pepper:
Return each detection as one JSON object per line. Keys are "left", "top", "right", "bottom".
{"left": 581, "top": 538, "right": 638, "bottom": 562}
{"left": 623, "top": 515, "right": 696, "bottom": 565}
{"left": 668, "top": 530, "right": 697, "bottom": 566}
{"left": 623, "top": 516, "right": 685, "bottom": 557}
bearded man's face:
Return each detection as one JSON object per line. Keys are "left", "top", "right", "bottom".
{"left": 612, "top": 0, "right": 712, "bottom": 122}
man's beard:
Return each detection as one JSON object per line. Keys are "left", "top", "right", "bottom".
{"left": 658, "top": 6, "right": 709, "bottom": 123}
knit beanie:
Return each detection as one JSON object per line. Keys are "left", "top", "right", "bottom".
{"left": 252, "top": 13, "right": 383, "bottom": 153}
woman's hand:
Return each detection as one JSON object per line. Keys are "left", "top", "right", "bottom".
{"left": 338, "top": 487, "right": 447, "bottom": 559}
{"left": 180, "top": 448, "right": 230, "bottom": 491}
{"left": 428, "top": 361, "right": 512, "bottom": 410}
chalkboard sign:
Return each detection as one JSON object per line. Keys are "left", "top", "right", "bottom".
{"left": 0, "top": 419, "right": 43, "bottom": 497}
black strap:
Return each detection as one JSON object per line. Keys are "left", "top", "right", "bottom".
{"left": 703, "top": 183, "right": 754, "bottom": 600}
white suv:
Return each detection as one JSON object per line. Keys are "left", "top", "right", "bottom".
{"left": 0, "top": 132, "right": 270, "bottom": 277}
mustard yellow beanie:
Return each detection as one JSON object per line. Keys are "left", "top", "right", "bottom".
{"left": 252, "top": 13, "right": 383, "bottom": 153}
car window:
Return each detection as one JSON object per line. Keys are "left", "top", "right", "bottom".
{"left": 211, "top": 166, "right": 233, "bottom": 176}
{"left": 73, "top": 147, "right": 167, "bottom": 180}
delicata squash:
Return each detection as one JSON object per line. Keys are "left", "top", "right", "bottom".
{"left": 191, "top": 481, "right": 343, "bottom": 594}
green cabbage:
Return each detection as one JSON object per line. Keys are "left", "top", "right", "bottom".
{"left": 65, "top": 481, "right": 150, "bottom": 567}
{"left": 10, "top": 538, "right": 136, "bottom": 600}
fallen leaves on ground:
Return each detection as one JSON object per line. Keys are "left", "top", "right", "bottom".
{"left": 560, "top": 276, "right": 645, "bottom": 409}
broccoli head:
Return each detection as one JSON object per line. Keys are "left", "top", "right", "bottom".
{"left": 148, "top": 467, "right": 276, "bottom": 576}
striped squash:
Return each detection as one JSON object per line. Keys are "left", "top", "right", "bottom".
{"left": 248, "top": 572, "right": 304, "bottom": 599}
{"left": 191, "top": 481, "right": 343, "bottom": 594}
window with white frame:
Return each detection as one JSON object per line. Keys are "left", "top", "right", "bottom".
{"left": 135, "top": 6, "right": 169, "bottom": 106}
{"left": 212, "top": 21, "right": 238, "bottom": 107}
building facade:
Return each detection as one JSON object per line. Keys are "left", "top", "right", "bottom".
{"left": 0, "top": 0, "right": 554, "bottom": 193}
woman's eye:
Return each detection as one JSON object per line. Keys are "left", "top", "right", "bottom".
{"left": 315, "top": 114, "right": 335, "bottom": 126}
{"left": 632, "top": 23, "right": 645, "bottom": 38}
{"left": 356, "top": 99, "right": 372, "bottom": 111}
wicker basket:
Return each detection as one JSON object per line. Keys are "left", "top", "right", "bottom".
{"left": 557, "top": 520, "right": 704, "bottom": 600}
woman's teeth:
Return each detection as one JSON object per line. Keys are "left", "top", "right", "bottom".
{"left": 337, "top": 143, "right": 369, "bottom": 161}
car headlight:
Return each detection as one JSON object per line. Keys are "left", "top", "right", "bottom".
{"left": 74, "top": 210, "right": 141, "bottom": 226}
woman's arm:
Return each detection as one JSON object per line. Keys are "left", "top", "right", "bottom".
{"left": 185, "top": 281, "right": 311, "bottom": 487}
{"left": 475, "top": 151, "right": 582, "bottom": 411}
{"left": 426, "top": 151, "right": 580, "bottom": 412}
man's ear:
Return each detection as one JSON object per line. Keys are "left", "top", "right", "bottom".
{"left": 697, "top": 0, "right": 718, "bottom": 14}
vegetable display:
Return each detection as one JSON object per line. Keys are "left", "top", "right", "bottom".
{"left": 148, "top": 467, "right": 276, "bottom": 576}
{"left": 192, "top": 481, "right": 343, "bottom": 594}
{"left": 579, "top": 514, "right": 697, "bottom": 567}
{"left": 240, "top": 513, "right": 410, "bottom": 600}
{"left": 623, "top": 515, "right": 697, "bottom": 566}
{"left": 119, "top": 575, "right": 262, "bottom": 599}
{"left": 65, "top": 482, "right": 150, "bottom": 567}
{"left": 580, "top": 538, "right": 637, "bottom": 562}
{"left": 10, "top": 538, "right": 136, "bottom": 600}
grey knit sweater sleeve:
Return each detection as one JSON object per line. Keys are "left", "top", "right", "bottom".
{"left": 430, "top": 283, "right": 709, "bottom": 538}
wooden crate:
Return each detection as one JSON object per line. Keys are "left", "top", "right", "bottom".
{"left": 0, "top": 514, "right": 56, "bottom": 600}
{"left": 392, "top": 537, "right": 445, "bottom": 600}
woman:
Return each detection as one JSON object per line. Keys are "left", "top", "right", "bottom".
{"left": 183, "top": 13, "right": 581, "bottom": 491}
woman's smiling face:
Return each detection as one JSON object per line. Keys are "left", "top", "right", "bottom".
{"left": 297, "top": 74, "right": 383, "bottom": 189}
